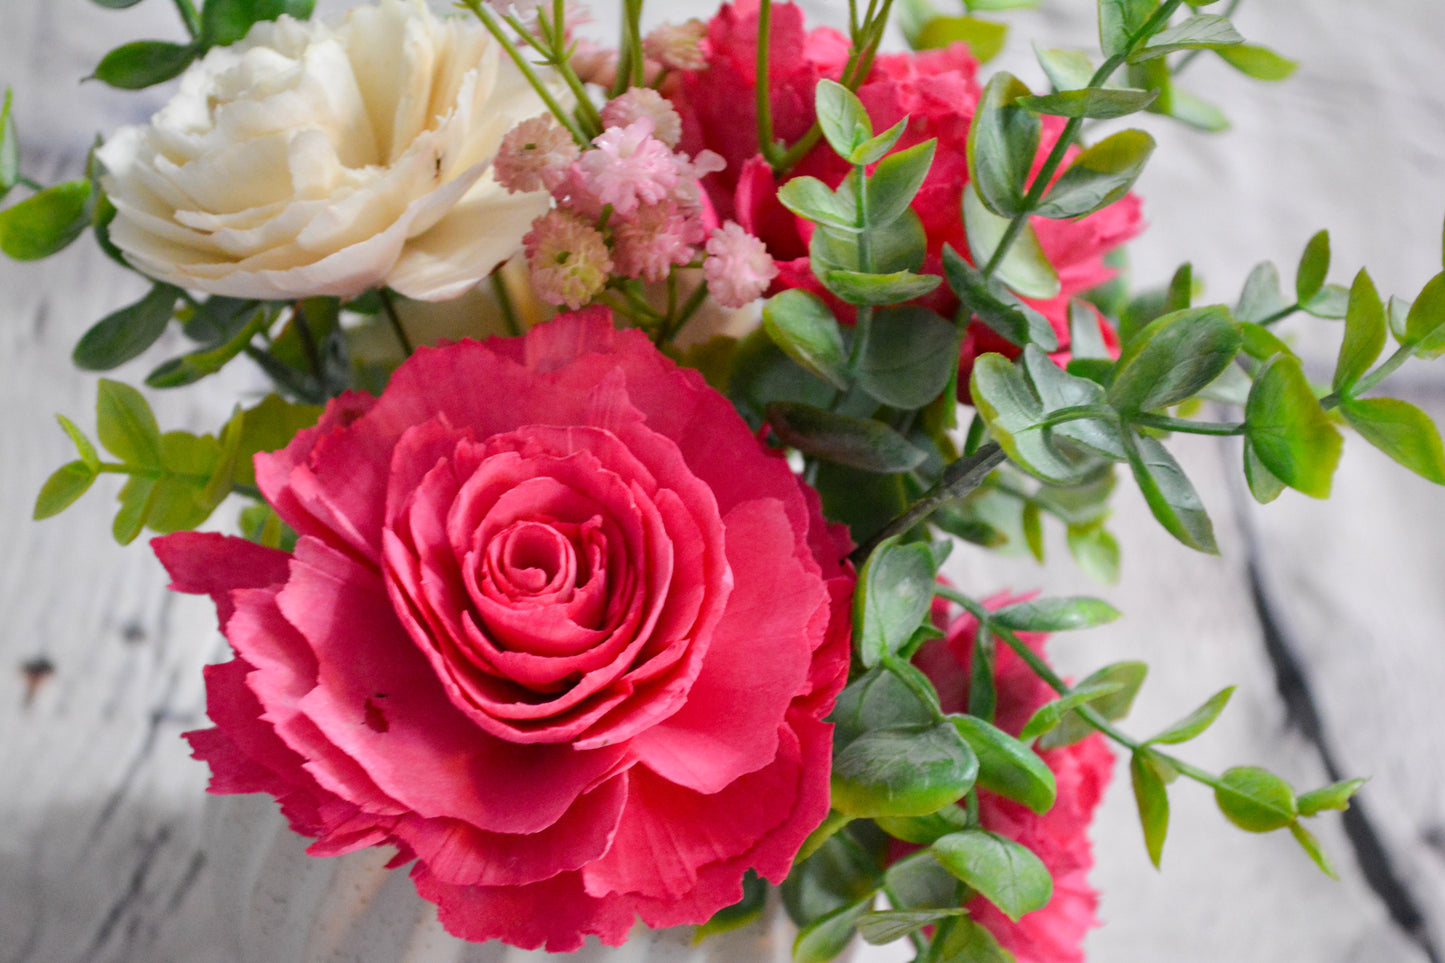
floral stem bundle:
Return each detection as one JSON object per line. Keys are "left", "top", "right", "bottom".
{"left": 6, "top": 0, "right": 1444, "bottom": 959}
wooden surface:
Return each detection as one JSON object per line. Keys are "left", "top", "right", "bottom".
{"left": 2, "top": 1, "right": 1443, "bottom": 961}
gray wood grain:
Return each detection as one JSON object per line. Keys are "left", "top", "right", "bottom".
{"left": 2, "top": 1, "right": 1442, "bottom": 961}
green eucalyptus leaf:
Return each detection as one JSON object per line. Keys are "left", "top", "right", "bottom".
{"left": 831, "top": 722, "right": 979, "bottom": 818}
{"left": 966, "top": 72, "right": 1040, "bottom": 218}
{"left": 1034, "top": 45, "right": 1094, "bottom": 92}
{"left": 1147, "top": 686, "right": 1235, "bottom": 745}
{"left": 766, "top": 402, "right": 928, "bottom": 473}
{"left": 823, "top": 268, "right": 941, "bottom": 306}
{"left": 1239, "top": 321, "right": 1294, "bottom": 362}
{"left": 1236, "top": 261, "right": 1289, "bottom": 324}
{"left": 147, "top": 430, "right": 225, "bottom": 532}
{"left": 970, "top": 353, "right": 1092, "bottom": 484}
{"left": 1215, "top": 766, "right": 1298, "bottom": 833}
{"left": 96, "top": 378, "right": 162, "bottom": 467}
{"left": 812, "top": 204, "right": 928, "bottom": 276}
{"left": 1108, "top": 305, "right": 1241, "bottom": 414}
{"left": 1125, "top": 432, "right": 1218, "bottom": 553}
{"left": 1341, "top": 397, "right": 1445, "bottom": 485}
{"left": 1099, "top": 0, "right": 1156, "bottom": 59}
{"left": 962, "top": 183, "right": 1060, "bottom": 299}
{"left": 875, "top": 806, "right": 972, "bottom": 846}
{"left": 1035, "top": 128, "right": 1154, "bottom": 219}
{"left": 942, "top": 245, "right": 1057, "bottom": 350}
{"left": 34, "top": 461, "right": 98, "bottom": 520}
{"left": 1245, "top": 354, "right": 1343, "bottom": 499}
{"left": 1217, "top": 43, "right": 1298, "bottom": 81}
{"left": 1020, "top": 88, "right": 1157, "bottom": 120}
{"left": 854, "top": 537, "right": 937, "bottom": 667}
{"left": 849, "top": 117, "right": 909, "bottom": 167}
{"left": 815, "top": 79, "right": 874, "bottom": 159}
{"left": 830, "top": 666, "right": 937, "bottom": 750}
{"left": 952, "top": 714, "right": 1057, "bottom": 813}
{"left": 1334, "top": 269, "right": 1387, "bottom": 391}
{"left": 931, "top": 830, "right": 1052, "bottom": 922}
{"left": 792, "top": 897, "right": 873, "bottom": 963}
{"left": 1066, "top": 522, "right": 1121, "bottom": 584}
{"left": 783, "top": 832, "right": 879, "bottom": 926}
{"left": 92, "top": 40, "right": 198, "bottom": 89}
{"left": 1290, "top": 822, "right": 1339, "bottom": 879}
{"left": 147, "top": 304, "right": 269, "bottom": 387}
{"left": 777, "top": 176, "right": 857, "bottom": 232}
{"left": 1165, "top": 262, "right": 1194, "bottom": 314}
{"left": 992, "top": 595, "right": 1122, "bottom": 632}
{"left": 928, "top": 916, "right": 1014, "bottom": 963}
{"left": 72, "top": 283, "right": 182, "bottom": 370}
{"left": 1297, "top": 778, "right": 1367, "bottom": 817}
{"left": 885, "top": 849, "right": 963, "bottom": 912}
{"left": 1019, "top": 680, "right": 1124, "bottom": 742}
{"left": 57, "top": 414, "right": 101, "bottom": 472}
{"left": 1130, "top": 748, "right": 1171, "bottom": 867}
{"left": 867, "top": 140, "right": 936, "bottom": 225}
{"left": 113, "top": 476, "right": 158, "bottom": 544}
{"left": 1402, "top": 271, "right": 1445, "bottom": 358}
{"left": 0, "top": 179, "right": 93, "bottom": 260}
{"left": 1388, "top": 294, "right": 1413, "bottom": 341}
{"left": 1243, "top": 437, "right": 1287, "bottom": 504}
{"left": 1131, "top": 14, "right": 1243, "bottom": 61}
{"left": 1305, "top": 283, "right": 1350, "bottom": 319}
{"left": 203, "top": 0, "right": 316, "bottom": 47}
{"left": 762, "top": 289, "right": 850, "bottom": 391}
{"left": 857, "top": 909, "right": 960, "bottom": 946}
{"left": 0, "top": 88, "right": 19, "bottom": 199}
{"left": 857, "top": 306, "right": 960, "bottom": 408}
{"left": 916, "top": 16, "right": 1008, "bottom": 62}
{"left": 1295, "top": 230, "right": 1330, "bottom": 304}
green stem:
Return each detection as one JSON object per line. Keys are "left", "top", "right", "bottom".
{"left": 96, "top": 462, "right": 262, "bottom": 501}
{"left": 983, "top": 0, "right": 1187, "bottom": 281}
{"left": 522, "top": 4, "right": 604, "bottom": 138}
{"left": 491, "top": 272, "right": 522, "bottom": 337}
{"left": 377, "top": 288, "right": 414, "bottom": 357}
{"left": 170, "top": 0, "right": 200, "bottom": 39}
{"left": 755, "top": 0, "right": 787, "bottom": 168}
{"left": 1322, "top": 343, "right": 1414, "bottom": 406}
{"left": 462, "top": 0, "right": 589, "bottom": 146}
{"left": 1257, "top": 301, "right": 1302, "bottom": 327}
{"left": 1131, "top": 412, "right": 1247, "bottom": 436}
{"left": 850, "top": 443, "right": 1006, "bottom": 564}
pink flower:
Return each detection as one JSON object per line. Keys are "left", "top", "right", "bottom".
{"left": 159, "top": 311, "right": 855, "bottom": 951}
{"left": 576, "top": 119, "right": 681, "bottom": 215}
{"left": 611, "top": 201, "right": 704, "bottom": 282}
{"left": 495, "top": 115, "right": 580, "bottom": 194}
{"left": 644, "top": 19, "right": 709, "bottom": 72}
{"left": 523, "top": 208, "right": 613, "bottom": 308}
{"left": 912, "top": 593, "right": 1113, "bottom": 963}
{"left": 602, "top": 88, "right": 685, "bottom": 149}
{"left": 705, "top": 220, "right": 778, "bottom": 308}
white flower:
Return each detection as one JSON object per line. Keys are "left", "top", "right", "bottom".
{"left": 96, "top": 0, "right": 566, "bottom": 302}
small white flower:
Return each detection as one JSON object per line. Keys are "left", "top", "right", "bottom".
{"left": 97, "top": 0, "right": 568, "bottom": 301}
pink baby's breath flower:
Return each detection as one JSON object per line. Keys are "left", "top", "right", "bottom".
{"left": 575, "top": 119, "right": 680, "bottom": 215}
{"left": 495, "top": 115, "right": 580, "bottom": 194}
{"left": 601, "top": 88, "right": 684, "bottom": 148}
{"left": 612, "top": 201, "right": 704, "bottom": 282}
{"left": 670, "top": 148, "right": 725, "bottom": 210}
{"left": 704, "top": 221, "right": 776, "bottom": 308}
{"left": 524, "top": 209, "right": 613, "bottom": 308}
{"left": 644, "top": 19, "right": 709, "bottom": 72}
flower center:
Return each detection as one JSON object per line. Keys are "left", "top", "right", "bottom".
{"left": 487, "top": 520, "right": 577, "bottom": 598}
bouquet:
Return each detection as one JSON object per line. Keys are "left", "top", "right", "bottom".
{"left": 5, "top": 0, "right": 1443, "bottom": 958}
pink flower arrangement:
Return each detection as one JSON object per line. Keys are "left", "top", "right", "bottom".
{"left": 157, "top": 311, "right": 854, "bottom": 951}
{"left": 914, "top": 594, "right": 1114, "bottom": 962}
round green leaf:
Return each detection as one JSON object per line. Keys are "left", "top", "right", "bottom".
{"left": 34, "top": 461, "right": 98, "bottom": 520}
{"left": 1108, "top": 305, "right": 1241, "bottom": 413}
{"left": 831, "top": 722, "right": 979, "bottom": 818}
{"left": 1245, "top": 354, "right": 1343, "bottom": 499}
{"left": 952, "top": 714, "right": 1057, "bottom": 814}
{"left": 0, "top": 179, "right": 93, "bottom": 260}
{"left": 1214, "top": 765, "right": 1298, "bottom": 833}
{"left": 73, "top": 283, "right": 182, "bottom": 371}
{"left": 92, "top": 40, "right": 198, "bottom": 90}
{"left": 931, "top": 829, "right": 1052, "bottom": 921}
{"left": 1035, "top": 128, "right": 1155, "bottom": 220}
{"left": 1341, "top": 397, "right": 1445, "bottom": 485}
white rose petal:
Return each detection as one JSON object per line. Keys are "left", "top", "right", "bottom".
{"left": 96, "top": 0, "right": 565, "bottom": 302}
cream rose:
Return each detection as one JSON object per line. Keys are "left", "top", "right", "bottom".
{"left": 96, "top": 0, "right": 562, "bottom": 301}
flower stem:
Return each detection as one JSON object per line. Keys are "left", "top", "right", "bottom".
{"left": 170, "top": 0, "right": 200, "bottom": 39}
{"left": 378, "top": 288, "right": 414, "bottom": 357}
{"left": 851, "top": 443, "right": 1006, "bottom": 564}
{"left": 461, "top": 0, "right": 589, "bottom": 147}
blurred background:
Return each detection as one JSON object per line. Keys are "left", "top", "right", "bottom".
{"left": 1, "top": 1, "right": 1442, "bottom": 960}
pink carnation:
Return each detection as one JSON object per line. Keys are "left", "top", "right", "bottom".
{"left": 912, "top": 593, "right": 1114, "bottom": 963}
{"left": 159, "top": 311, "right": 855, "bottom": 952}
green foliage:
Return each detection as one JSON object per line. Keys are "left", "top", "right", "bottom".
{"left": 1297, "top": 778, "right": 1366, "bottom": 816}
{"left": 913, "top": 16, "right": 1008, "bottom": 62}
{"left": 1214, "top": 766, "right": 1297, "bottom": 833}
{"left": 962, "top": 183, "right": 1060, "bottom": 298}
{"left": 1130, "top": 748, "right": 1171, "bottom": 867}
{"left": 1246, "top": 354, "right": 1343, "bottom": 498}
{"left": 696, "top": 872, "right": 768, "bottom": 941}
{"left": 1020, "top": 87, "right": 1158, "bottom": 120}
{"left": 931, "top": 829, "right": 1052, "bottom": 921}
{"left": 0, "top": 179, "right": 94, "bottom": 260}
{"left": 767, "top": 402, "right": 928, "bottom": 473}
{"left": 951, "top": 714, "right": 1057, "bottom": 813}
{"left": 831, "top": 722, "right": 979, "bottom": 817}
{"left": 1035, "top": 128, "right": 1155, "bottom": 219}
{"left": 92, "top": 41, "right": 199, "bottom": 89}
{"left": 991, "top": 595, "right": 1122, "bottom": 632}
{"left": 854, "top": 536, "right": 937, "bottom": 667}
{"left": 202, "top": 0, "right": 316, "bottom": 47}
{"left": 72, "top": 283, "right": 183, "bottom": 370}
{"left": 0, "top": 89, "right": 19, "bottom": 201}
{"left": 762, "top": 290, "right": 850, "bottom": 390}
{"left": 1124, "top": 432, "right": 1218, "bottom": 553}
{"left": 1146, "top": 686, "right": 1235, "bottom": 745}
{"left": 1341, "top": 398, "right": 1445, "bottom": 485}
{"left": 1108, "top": 306, "right": 1241, "bottom": 414}
{"left": 967, "top": 72, "right": 1041, "bottom": 219}
{"left": 1130, "top": 14, "right": 1243, "bottom": 61}
{"left": 1295, "top": 230, "right": 1331, "bottom": 304}
{"left": 942, "top": 245, "right": 1058, "bottom": 350}
{"left": 857, "top": 307, "right": 960, "bottom": 407}
{"left": 1217, "top": 44, "right": 1298, "bottom": 81}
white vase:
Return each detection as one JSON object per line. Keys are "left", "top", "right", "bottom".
{"left": 200, "top": 795, "right": 846, "bottom": 963}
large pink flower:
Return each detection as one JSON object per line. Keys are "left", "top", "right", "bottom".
{"left": 913, "top": 594, "right": 1114, "bottom": 962}
{"left": 157, "top": 310, "right": 854, "bottom": 951}
{"left": 674, "top": 1, "right": 1142, "bottom": 380}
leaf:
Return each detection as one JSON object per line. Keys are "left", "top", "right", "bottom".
{"left": 1147, "top": 686, "right": 1235, "bottom": 745}
{"left": 1214, "top": 766, "right": 1298, "bottom": 833}
{"left": 830, "top": 722, "right": 979, "bottom": 818}
{"left": 857, "top": 306, "right": 961, "bottom": 408}
{"left": 113, "top": 476, "right": 158, "bottom": 544}
{"left": 1295, "top": 230, "right": 1330, "bottom": 304}
{"left": 1334, "top": 270, "right": 1386, "bottom": 391}
{"left": 777, "top": 176, "right": 856, "bottom": 232}
{"left": 1108, "top": 305, "right": 1241, "bottom": 414}
{"left": 931, "top": 830, "right": 1052, "bottom": 921}
{"left": 1099, "top": 0, "right": 1156, "bottom": 59}
{"left": 1037, "top": 661, "right": 1147, "bottom": 750}
{"left": 823, "top": 268, "right": 941, "bottom": 306}
{"left": 1034, "top": 45, "right": 1094, "bottom": 92}
{"left": 916, "top": 16, "right": 1008, "bottom": 63}
{"left": 942, "top": 245, "right": 1058, "bottom": 350}
{"left": 830, "top": 666, "right": 938, "bottom": 751}
{"left": 1019, "top": 680, "right": 1125, "bottom": 742}
{"left": 1020, "top": 87, "right": 1158, "bottom": 120}
{"left": 762, "top": 290, "right": 850, "bottom": 391}
{"left": 929, "top": 916, "right": 1014, "bottom": 963}
{"left": 1290, "top": 822, "right": 1339, "bottom": 879}
{"left": 0, "top": 179, "right": 93, "bottom": 260}
{"left": 966, "top": 72, "right": 1040, "bottom": 218}
{"left": 91, "top": 40, "right": 198, "bottom": 89}
{"left": 1067, "top": 522, "right": 1120, "bottom": 584}
{"left": 857, "top": 909, "right": 961, "bottom": 945}
{"left": 766, "top": 402, "right": 928, "bottom": 473}
{"left": 1217, "top": 43, "right": 1298, "bottom": 81}
{"left": 57, "top": 414, "right": 101, "bottom": 472}
{"left": 867, "top": 140, "right": 936, "bottom": 227}
{"left": 875, "top": 806, "right": 972, "bottom": 846}
{"left": 1341, "top": 398, "right": 1445, "bottom": 485}
{"left": 1131, "top": 14, "right": 1244, "bottom": 61}
{"left": 0, "top": 88, "right": 19, "bottom": 199}
{"left": 970, "top": 353, "right": 1093, "bottom": 485}
{"left": 962, "top": 183, "right": 1060, "bottom": 299}
{"left": 1402, "top": 271, "right": 1445, "bottom": 358}
{"left": 1297, "top": 778, "right": 1367, "bottom": 817}
{"left": 1236, "top": 261, "right": 1289, "bottom": 324}
{"left": 72, "top": 283, "right": 182, "bottom": 370}
{"left": 1131, "top": 748, "right": 1171, "bottom": 867}
{"left": 792, "top": 897, "right": 873, "bottom": 963}
{"left": 1305, "top": 283, "right": 1350, "bottom": 320}
{"left": 1125, "top": 432, "right": 1218, "bottom": 553}
{"left": 992, "top": 596, "right": 1122, "bottom": 632}
{"left": 1035, "top": 128, "right": 1154, "bottom": 219}
{"left": 814, "top": 79, "right": 874, "bottom": 159}
{"left": 34, "top": 461, "right": 98, "bottom": 520}
{"left": 1245, "top": 354, "right": 1343, "bottom": 499}
{"left": 1243, "top": 437, "right": 1287, "bottom": 504}
{"left": 147, "top": 302, "right": 270, "bottom": 387}
{"left": 202, "top": 0, "right": 316, "bottom": 47}
{"left": 849, "top": 117, "right": 909, "bottom": 168}
{"left": 884, "top": 848, "right": 963, "bottom": 912}
{"left": 854, "top": 537, "right": 937, "bottom": 667}
{"left": 96, "top": 379, "right": 162, "bottom": 467}
{"left": 952, "top": 714, "right": 1057, "bottom": 813}
{"left": 1164, "top": 86, "right": 1230, "bottom": 132}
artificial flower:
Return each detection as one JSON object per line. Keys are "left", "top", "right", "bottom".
{"left": 158, "top": 310, "right": 854, "bottom": 951}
